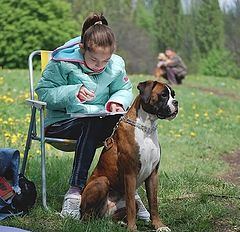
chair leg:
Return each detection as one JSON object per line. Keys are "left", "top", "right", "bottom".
{"left": 21, "top": 107, "right": 36, "bottom": 175}
{"left": 40, "top": 108, "right": 48, "bottom": 210}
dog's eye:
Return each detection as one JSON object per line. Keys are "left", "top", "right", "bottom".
{"left": 161, "top": 92, "right": 168, "bottom": 98}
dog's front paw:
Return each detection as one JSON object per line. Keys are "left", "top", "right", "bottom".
{"left": 156, "top": 226, "right": 171, "bottom": 232}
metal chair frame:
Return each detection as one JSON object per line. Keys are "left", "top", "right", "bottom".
{"left": 20, "top": 50, "right": 76, "bottom": 209}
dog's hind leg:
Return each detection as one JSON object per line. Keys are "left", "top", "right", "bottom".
{"left": 81, "top": 176, "right": 109, "bottom": 218}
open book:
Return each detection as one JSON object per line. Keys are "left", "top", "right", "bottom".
{"left": 69, "top": 111, "right": 126, "bottom": 118}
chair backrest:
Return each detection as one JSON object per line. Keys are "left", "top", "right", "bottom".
{"left": 27, "top": 50, "right": 76, "bottom": 152}
{"left": 40, "top": 51, "right": 52, "bottom": 72}
{"left": 28, "top": 50, "right": 52, "bottom": 100}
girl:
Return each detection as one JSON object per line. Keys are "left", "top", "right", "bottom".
{"left": 36, "top": 12, "right": 149, "bottom": 221}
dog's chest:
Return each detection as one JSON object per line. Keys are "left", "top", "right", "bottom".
{"left": 134, "top": 122, "right": 160, "bottom": 188}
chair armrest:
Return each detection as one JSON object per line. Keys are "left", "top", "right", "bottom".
{"left": 26, "top": 99, "right": 47, "bottom": 109}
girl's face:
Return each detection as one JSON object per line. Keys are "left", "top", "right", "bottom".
{"left": 82, "top": 45, "right": 112, "bottom": 71}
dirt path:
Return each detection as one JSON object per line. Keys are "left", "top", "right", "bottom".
{"left": 185, "top": 84, "right": 240, "bottom": 100}
{"left": 221, "top": 151, "right": 240, "bottom": 185}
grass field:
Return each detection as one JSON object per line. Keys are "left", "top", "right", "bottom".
{"left": 0, "top": 69, "right": 240, "bottom": 232}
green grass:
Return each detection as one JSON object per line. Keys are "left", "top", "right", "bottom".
{"left": 0, "top": 70, "right": 240, "bottom": 232}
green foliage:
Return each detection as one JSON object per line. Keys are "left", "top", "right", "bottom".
{"left": 153, "top": 0, "right": 184, "bottom": 52}
{"left": 224, "top": 0, "right": 240, "bottom": 67}
{"left": 179, "top": 15, "right": 201, "bottom": 74}
{"left": 0, "top": 0, "right": 78, "bottom": 68}
{"left": 199, "top": 49, "right": 240, "bottom": 78}
{"left": 193, "top": 0, "right": 225, "bottom": 55}
{"left": 133, "top": 0, "right": 155, "bottom": 35}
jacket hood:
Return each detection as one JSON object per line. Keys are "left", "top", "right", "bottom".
{"left": 52, "top": 36, "right": 106, "bottom": 75}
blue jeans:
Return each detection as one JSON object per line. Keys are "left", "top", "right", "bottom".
{"left": 45, "top": 115, "right": 121, "bottom": 191}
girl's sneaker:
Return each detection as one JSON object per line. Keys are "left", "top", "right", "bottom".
{"left": 60, "top": 193, "right": 81, "bottom": 219}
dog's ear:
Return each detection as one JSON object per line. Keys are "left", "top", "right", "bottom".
{"left": 137, "top": 81, "right": 155, "bottom": 103}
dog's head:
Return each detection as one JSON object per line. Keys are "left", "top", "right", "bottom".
{"left": 137, "top": 80, "right": 178, "bottom": 120}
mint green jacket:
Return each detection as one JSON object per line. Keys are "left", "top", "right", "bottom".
{"left": 35, "top": 37, "right": 133, "bottom": 127}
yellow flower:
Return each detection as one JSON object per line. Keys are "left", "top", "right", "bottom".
{"left": 11, "top": 134, "right": 18, "bottom": 143}
{"left": 4, "top": 132, "right": 11, "bottom": 138}
{"left": 190, "top": 132, "right": 196, "bottom": 137}
{"left": 195, "top": 113, "right": 199, "bottom": 118}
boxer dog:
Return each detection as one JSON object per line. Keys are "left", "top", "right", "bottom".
{"left": 81, "top": 81, "right": 178, "bottom": 232}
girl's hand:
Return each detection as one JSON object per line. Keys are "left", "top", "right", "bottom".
{"left": 109, "top": 102, "right": 124, "bottom": 112}
{"left": 77, "top": 86, "right": 95, "bottom": 102}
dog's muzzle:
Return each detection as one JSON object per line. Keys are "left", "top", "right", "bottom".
{"left": 156, "top": 100, "right": 178, "bottom": 120}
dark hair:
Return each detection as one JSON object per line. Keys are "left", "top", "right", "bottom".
{"left": 165, "top": 47, "right": 175, "bottom": 52}
{"left": 81, "top": 13, "right": 116, "bottom": 53}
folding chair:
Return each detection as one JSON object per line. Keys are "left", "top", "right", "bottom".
{"left": 20, "top": 50, "right": 77, "bottom": 209}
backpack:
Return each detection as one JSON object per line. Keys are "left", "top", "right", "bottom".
{"left": 0, "top": 148, "right": 37, "bottom": 219}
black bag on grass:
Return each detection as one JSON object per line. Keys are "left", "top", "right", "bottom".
{"left": 12, "top": 173, "right": 37, "bottom": 213}
{"left": 0, "top": 148, "right": 37, "bottom": 219}
{"left": 0, "top": 174, "right": 37, "bottom": 216}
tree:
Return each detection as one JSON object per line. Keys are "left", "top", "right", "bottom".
{"left": 0, "top": 0, "right": 78, "bottom": 68}
{"left": 153, "top": 0, "right": 185, "bottom": 52}
{"left": 193, "top": 0, "right": 224, "bottom": 56}
{"left": 224, "top": 0, "right": 240, "bottom": 66}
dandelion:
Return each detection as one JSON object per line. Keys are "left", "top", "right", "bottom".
{"left": 175, "top": 134, "right": 181, "bottom": 138}
{"left": 204, "top": 112, "right": 210, "bottom": 120}
{"left": 11, "top": 134, "right": 19, "bottom": 143}
{"left": 204, "top": 112, "right": 209, "bottom": 117}
{"left": 0, "top": 95, "right": 14, "bottom": 103}
{"left": 24, "top": 114, "right": 31, "bottom": 124}
{"left": 190, "top": 132, "right": 196, "bottom": 137}
{"left": 4, "top": 132, "right": 11, "bottom": 138}
{"left": 195, "top": 113, "right": 199, "bottom": 118}
{"left": 7, "top": 117, "right": 15, "bottom": 125}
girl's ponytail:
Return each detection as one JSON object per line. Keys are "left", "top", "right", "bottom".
{"left": 81, "top": 13, "right": 108, "bottom": 43}
{"left": 80, "top": 13, "right": 116, "bottom": 53}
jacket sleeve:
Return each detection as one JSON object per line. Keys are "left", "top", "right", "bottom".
{"left": 106, "top": 60, "right": 133, "bottom": 111}
{"left": 35, "top": 60, "right": 83, "bottom": 111}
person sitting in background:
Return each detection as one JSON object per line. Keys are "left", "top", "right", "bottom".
{"left": 164, "top": 48, "right": 187, "bottom": 85}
